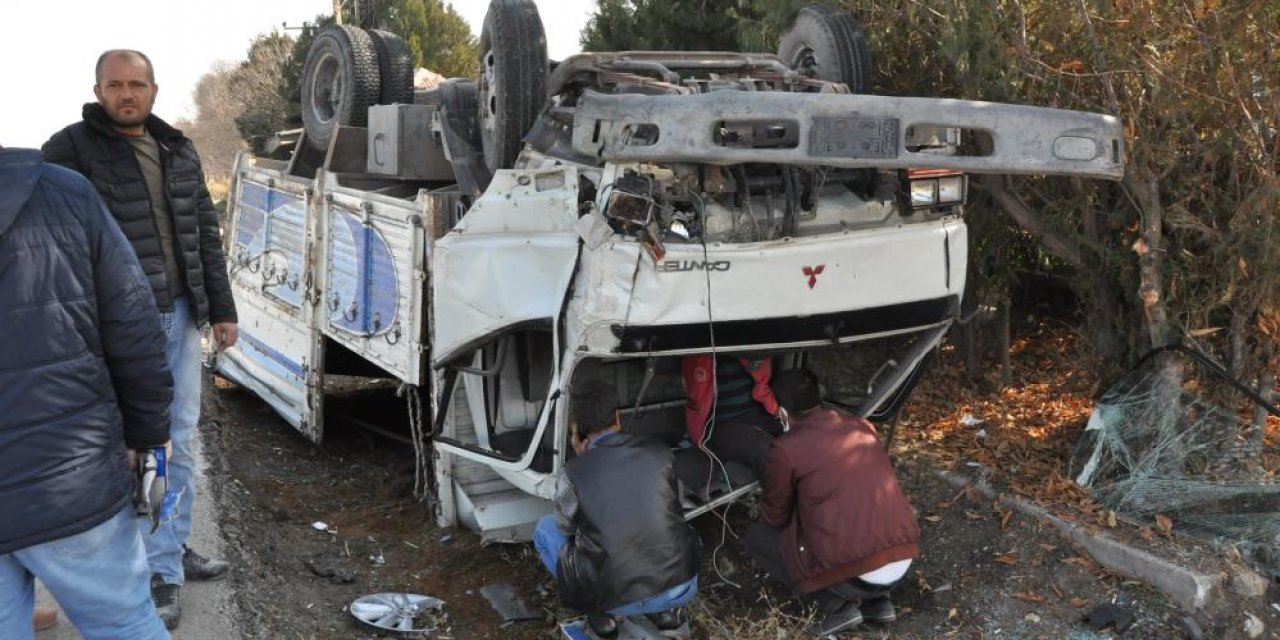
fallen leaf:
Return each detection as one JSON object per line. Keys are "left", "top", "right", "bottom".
{"left": 1025, "top": 612, "right": 1042, "bottom": 623}
{"left": 948, "top": 607, "right": 959, "bottom": 621}
{"left": 995, "top": 553, "right": 1019, "bottom": 566}
{"left": 964, "top": 511, "right": 986, "bottom": 521}
{"left": 1036, "top": 543, "right": 1058, "bottom": 553}
{"left": 1138, "top": 526, "right": 1155, "bottom": 541}
{"left": 924, "top": 515, "right": 943, "bottom": 523}
{"left": 1106, "top": 510, "right": 1117, "bottom": 528}
{"left": 1155, "top": 513, "right": 1174, "bottom": 536}
{"left": 1070, "top": 597, "right": 1089, "bottom": 608}
{"left": 1014, "top": 591, "right": 1046, "bottom": 603}
{"left": 1001, "top": 510, "right": 1014, "bottom": 530}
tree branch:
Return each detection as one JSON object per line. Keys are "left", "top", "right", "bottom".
{"left": 977, "top": 175, "right": 1084, "bottom": 268}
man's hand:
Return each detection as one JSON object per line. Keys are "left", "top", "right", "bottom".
{"left": 128, "top": 440, "right": 173, "bottom": 470}
{"left": 212, "top": 322, "right": 238, "bottom": 350}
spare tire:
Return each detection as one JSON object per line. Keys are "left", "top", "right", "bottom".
{"left": 367, "top": 29, "right": 415, "bottom": 105}
{"left": 478, "top": 0, "right": 547, "bottom": 171}
{"left": 301, "top": 26, "right": 381, "bottom": 151}
{"left": 778, "top": 5, "right": 872, "bottom": 93}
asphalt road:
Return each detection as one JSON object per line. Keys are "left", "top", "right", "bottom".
{"left": 35, "top": 425, "right": 240, "bottom": 640}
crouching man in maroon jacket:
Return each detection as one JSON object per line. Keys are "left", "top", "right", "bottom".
{"left": 744, "top": 368, "right": 920, "bottom": 636}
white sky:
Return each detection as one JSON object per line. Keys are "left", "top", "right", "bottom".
{"left": 0, "top": 0, "right": 593, "bottom": 149}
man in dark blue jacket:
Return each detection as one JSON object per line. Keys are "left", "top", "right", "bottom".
{"left": 0, "top": 147, "right": 172, "bottom": 640}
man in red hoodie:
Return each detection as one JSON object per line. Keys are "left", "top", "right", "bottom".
{"left": 745, "top": 367, "right": 920, "bottom": 636}
{"left": 682, "top": 354, "right": 783, "bottom": 478}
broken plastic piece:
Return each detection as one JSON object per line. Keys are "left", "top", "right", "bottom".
{"left": 479, "top": 583, "right": 540, "bottom": 622}
{"left": 1085, "top": 602, "right": 1135, "bottom": 634}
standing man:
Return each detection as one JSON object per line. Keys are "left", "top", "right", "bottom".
{"left": 0, "top": 146, "right": 172, "bottom": 640}
{"left": 533, "top": 380, "right": 702, "bottom": 639}
{"left": 43, "top": 49, "right": 238, "bottom": 630}
{"left": 745, "top": 368, "right": 920, "bottom": 636}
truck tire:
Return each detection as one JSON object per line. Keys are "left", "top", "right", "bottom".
{"left": 301, "top": 26, "right": 381, "bottom": 151}
{"left": 478, "top": 0, "right": 547, "bottom": 171}
{"left": 367, "top": 29, "right": 415, "bottom": 105}
{"left": 778, "top": 5, "right": 872, "bottom": 94}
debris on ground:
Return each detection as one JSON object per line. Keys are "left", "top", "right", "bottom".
{"left": 1243, "top": 612, "right": 1264, "bottom": 639}
{"left": 1174, "top": 613, "right": 1206, "bottom": 640}
{"left": 478, "top": 583, "right": 541, "bottom": 622}
{"left": 1085, "top": 602, "right": 1136, "bottom": 634}
{"left": 305, "top": 556, "right": 357, "bottom": 584}
{"left": 1072, "top": 346, "right": 1280, "bottom": 561}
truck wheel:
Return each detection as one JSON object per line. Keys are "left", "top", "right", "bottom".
{"left": 478, "top": 0, "right": 547, "bottom": 171}
{"left": 778, "top": 5, "right": 872, "bottom": 93}
{"left": 367, "top": 29, "right": 415, "bottom": 105}
{"left": 301, "top": 26, "right": 381, "bottom": 151}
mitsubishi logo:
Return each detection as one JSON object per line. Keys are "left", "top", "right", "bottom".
{"left": 802, "top": 265, "right": 826, "bottom": 289}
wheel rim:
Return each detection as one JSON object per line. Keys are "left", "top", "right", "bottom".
{"left": 480, "top": 48, "right": 498, "bottom": 136}
{"left": 309, "top": 51, "right": 342, "bottom": 124}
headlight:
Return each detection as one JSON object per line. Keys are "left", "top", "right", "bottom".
{"left": 910, "top": 180, "right": 937, "bottom": 207}
{"left": 937, "top": 175, "right": 966, "bottom": 204}
{"left": 905, "top": 170, "right": 967, "bottom": 210}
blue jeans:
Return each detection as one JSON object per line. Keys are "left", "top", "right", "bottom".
{"left": 140, "top": 297, "right": 202, "bottom": 585}
{"left": 534, "top": 516, "right": 698, "bottom": 616}
{"left": 0, "top": 506, "right": 170, "bottom": 640}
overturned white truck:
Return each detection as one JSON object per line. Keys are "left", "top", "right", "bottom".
{"left": 214, "top": 1, "right": 1124, "bottom": 542}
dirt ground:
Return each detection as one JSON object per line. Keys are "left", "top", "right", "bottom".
{"left": 200, "top": 326, "right": 1228, "bottom": 639}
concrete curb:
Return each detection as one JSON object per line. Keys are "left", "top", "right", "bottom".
{"left": 937, "top": 469, "right": 1222, "bottom": 611}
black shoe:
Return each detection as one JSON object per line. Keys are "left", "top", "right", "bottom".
{"left": 807, "top": 601, "right": 862, "bottom": 636}
{"left": 150, "top": 574, "right": 181, "bottom": 630}
{"left": 859, "top": 596, "right": 896, "bottom": 624}
{"left": 183, "top": 545, "right": 230, "bottom": 581}
{"left": 647, "top": 608, "right": 683, "bottom": 630}
{"left": 587, "top": 612, "right": 619, "bottom": 639}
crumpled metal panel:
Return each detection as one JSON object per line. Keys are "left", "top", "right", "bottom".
{"left": 431, "top": 167, "right": 581, "bottom": 367}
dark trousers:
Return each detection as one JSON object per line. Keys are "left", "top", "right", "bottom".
{"left": 703, "top": 411, "right": 780, "bottom": 479}
{"left": 744, "top": 523, "right": 895, "bottom": 607}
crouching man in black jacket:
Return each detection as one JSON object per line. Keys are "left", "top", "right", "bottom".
{"left": 533, "top": 380, "right": 702, "bottom": 638}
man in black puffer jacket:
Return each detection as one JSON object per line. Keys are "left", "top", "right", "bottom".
{"left": 533, "top": 380, "right": 702, "bottom": 639}
{"left": 42, "top": 49, "right": 237, "bottom": 629}
{"left": 0, "top": 147, "right": 172, "bottom": 639}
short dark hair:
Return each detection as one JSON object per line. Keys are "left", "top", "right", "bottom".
{"left": 95, "top": 49, "right": 155, "bottom": 84}
{"left": 569, "top": 379, "right": 620, "bottom": 435}
{"left": 771, "top": 368, "right": 822, "bottom": 413}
